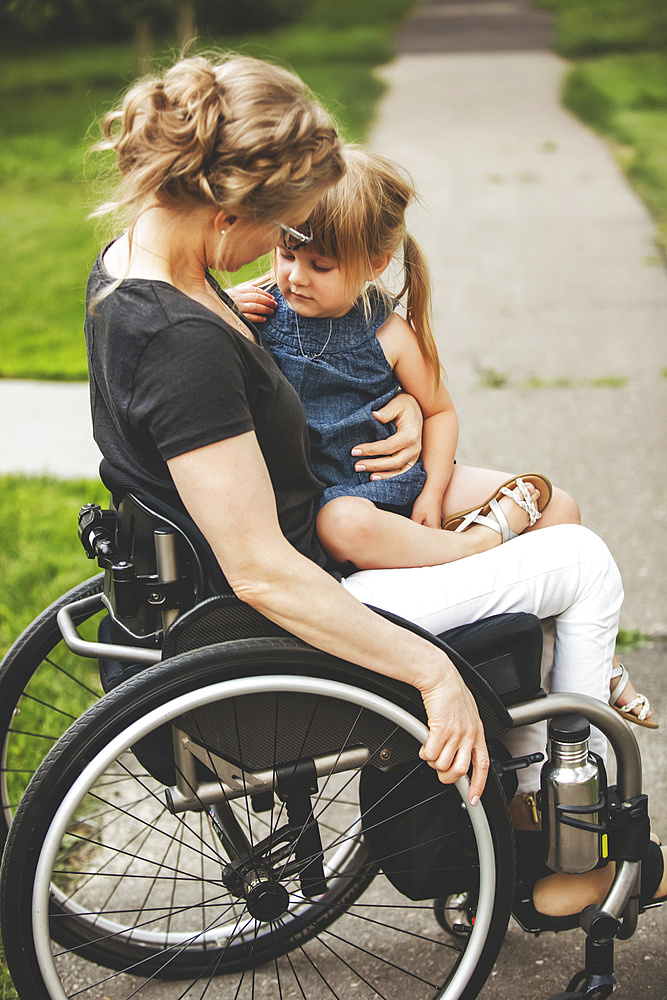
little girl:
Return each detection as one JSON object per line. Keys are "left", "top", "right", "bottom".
{"left": 230, "top": 144, "right": 656, "bottom": 728}
{"left": 230, "top": 145, "right": 550, "bottom": 571}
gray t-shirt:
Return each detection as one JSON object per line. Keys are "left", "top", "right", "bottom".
{"left": 85, "top": 244, "right": 331, "bottom": 573}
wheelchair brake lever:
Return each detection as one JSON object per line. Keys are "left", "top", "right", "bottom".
{"left": 494, "top": 752, "right": 544, "bottom": 774}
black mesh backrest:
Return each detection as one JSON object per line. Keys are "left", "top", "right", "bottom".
{"left": 100, "top": 457, "right": 229, "bottom": 597}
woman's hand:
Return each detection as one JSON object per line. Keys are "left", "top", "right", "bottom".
{"left": 227, "top": 280, "right": 277, "bottom": 324}
{"left": 351, "top": 392, "right": 423, "bottom": 480}
{"left": 416, "top": 660, "right": 489, "bottom": 805}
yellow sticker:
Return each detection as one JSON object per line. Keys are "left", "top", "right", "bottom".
{"left": 601, "top": 833, "right": 609, "bottom": 859}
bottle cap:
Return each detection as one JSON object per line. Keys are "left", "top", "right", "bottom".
{"left": 548, "top": 714, "right": 590, "bottom": 743}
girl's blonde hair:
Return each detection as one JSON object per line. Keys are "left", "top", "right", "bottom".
{"left": 305, "top": 145, "right": 440, "bottom": 384}
{"left": 92, "top": 53, "right": 344, "bottom": 229}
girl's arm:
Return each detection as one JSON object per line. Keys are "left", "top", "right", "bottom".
{"left": 168, "top": 431, "right": 487, "bottom": 804}
{"left": 227, "top": 279, "right": 277, "bottom": 323}
{"left": 378, "top": 314, "right": 458, "bottom": 528}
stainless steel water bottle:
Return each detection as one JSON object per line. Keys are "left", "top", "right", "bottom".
{"left": 541, "top": 715, "right": 601, "bottom": 874}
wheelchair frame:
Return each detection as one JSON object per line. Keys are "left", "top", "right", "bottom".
{"left": 0, "top": 492, "right": 658, "bottom": 1000}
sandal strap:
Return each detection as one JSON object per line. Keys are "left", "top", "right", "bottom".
{"left": 617, "top": 693, "right": 651, "bottom": 722}
{"left": 452, "top": 499, "right": 515, "bottom": 543}
{"left": 488, "top": 496, "right": 514, "bottom": 543}
{"left": 609, "top": 664, "right": 630, "bottom": 705}
{"left": 499, "top": 477, "right": 542, "bottom": 527}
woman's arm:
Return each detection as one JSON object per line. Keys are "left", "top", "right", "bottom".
{"left": 378, "top": 314, "right": 458, "bottom": 527}
{"left": 168, "top": 431, "right": 488, "bottom": 804}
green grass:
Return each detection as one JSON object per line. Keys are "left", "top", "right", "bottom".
{"left": 0, "top": 475, "right": 111, "bottom": 993}
{"left": 536, "top": 1, "right": 667, "bottom": 250}
{"left": 0, "top": 475, "right": 109, "bottom": 655}
{"left": 0, "top": 0, "right": 415, "bottom": 381}
{"left": 478, "top": 367, "right": 629, "bottom": 390}
{"left": 536, "top": 0, "right": 667, "bottom": 58}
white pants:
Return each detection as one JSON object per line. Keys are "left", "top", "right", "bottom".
{"left": 341, "top": 524, "right": 623, "bottom": 792}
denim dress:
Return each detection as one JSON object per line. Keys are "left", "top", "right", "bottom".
{"left": 261, "top": 287, "right": 427, "bottom": 511}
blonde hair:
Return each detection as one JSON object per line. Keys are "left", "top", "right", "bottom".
{"left": 303, "top": 145, "right": 441, "bottom": 385}
{"left": 92, "top": 53, "right": 344, "bottom": 229}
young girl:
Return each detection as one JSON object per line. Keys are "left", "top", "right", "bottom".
{"left": 230, "top": 145, "right": 551, "bottom": 571}
{"left": 230, "top": 144, "right": 656, "bottom": 729}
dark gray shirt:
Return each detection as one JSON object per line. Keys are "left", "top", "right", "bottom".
{"left": 85, "top": 245, "right": 331, "bottom": 573}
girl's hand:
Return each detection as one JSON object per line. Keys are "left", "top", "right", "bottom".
{"left": 351, "top": 393, "right": 423, "bottom": 479}
{"left": 410, "top": 489, "right": 443, "bottom": 529}
{"left": 417, "top": 660, "right": 489, "bottom": 805}
{"left": 227, "top": 281, "right": 277, "bottom": 323}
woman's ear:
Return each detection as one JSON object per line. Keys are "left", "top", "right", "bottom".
{"left": 213, "top": 209, "right": 238, "bottom": 233}
{"left": 369, "top": 252, "right": 392, "bottom": 279}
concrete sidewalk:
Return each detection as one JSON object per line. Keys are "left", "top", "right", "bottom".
{"left": 367, "top": 2, "right": 667, "bottom": 997}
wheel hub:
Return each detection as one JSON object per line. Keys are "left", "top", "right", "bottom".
{"left": 245, "top": 879, "right": 290, "bottom": 922}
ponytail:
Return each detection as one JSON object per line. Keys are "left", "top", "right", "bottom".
{"left": 399, "top": 232, "right": 443, "bottom": 387}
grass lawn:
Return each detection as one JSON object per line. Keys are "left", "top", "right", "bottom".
{"left": 0, "top": 0, "right": 415, "bottom": 381}
{"left": 537, "top": 0, "right": 667, "bottom": 250}
{"left": 0, "top": 475, "right": 109, "bottom": 655}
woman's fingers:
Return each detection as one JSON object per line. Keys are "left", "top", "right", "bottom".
{"left": 417, "top": 665, "right": 489, "bottom": 806}
{"left": 351, "top": 393, "right": 422, "bottom": 475}
{"left": 468, "top": 742, "right": 490, "bottom": 806}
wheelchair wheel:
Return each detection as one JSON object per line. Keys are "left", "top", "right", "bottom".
{"left": 1, "top": 639, "right": 514, "bottom": 1000}
{"left": 0, "top": 575, "right": 105, "bottom": 852}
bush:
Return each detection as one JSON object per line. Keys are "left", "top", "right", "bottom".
{"left": 537, "top": 0, "right": 667, "bottom": 57}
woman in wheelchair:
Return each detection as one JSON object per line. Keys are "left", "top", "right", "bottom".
{"left": 82, "top": 52, "right": 665, "bottom": 906}
{"left": 1, "top": 49, "right": 664, "bottom": 1000}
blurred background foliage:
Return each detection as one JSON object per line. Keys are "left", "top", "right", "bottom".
{"left": 0, "top": 0, "right": 416, "bottom": 381}
{"left": 538, "top": 0, "right": 667, "bottom": 251}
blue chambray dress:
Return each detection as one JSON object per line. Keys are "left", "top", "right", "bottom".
{"left": 261, "top": 287, "right": 427, "bottom": 511}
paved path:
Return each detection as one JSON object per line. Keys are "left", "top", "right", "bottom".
{"left": 369, "top": 0, "right": 667, "bottom": 636}
{"left": 368, "top": 2, "right": 667, "bottom": 997}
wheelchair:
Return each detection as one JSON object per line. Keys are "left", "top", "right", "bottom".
{"left": 0, "top": 482, "right": 659, "bottom": 1000}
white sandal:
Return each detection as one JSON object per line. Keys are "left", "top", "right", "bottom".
{"left": 442, "top": 474, "right": 552, "bottom": 543}
{"left": 609, "top": 663, "right": 659, "bottom": 729}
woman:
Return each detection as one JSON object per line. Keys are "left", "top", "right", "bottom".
{"left": 86, "top": 53, "right": 664, "bottom": 910}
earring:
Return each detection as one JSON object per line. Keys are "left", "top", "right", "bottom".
{"left": 220, "top": 229, "right": 226, "bottom": 235}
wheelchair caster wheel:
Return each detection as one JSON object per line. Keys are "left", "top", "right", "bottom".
{"left": 433, "top": 892, "right": 474, "bottom": 938}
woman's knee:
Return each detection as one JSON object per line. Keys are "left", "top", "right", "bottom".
{"left": 551, "top": 523, "right": 624, "bottom": 609}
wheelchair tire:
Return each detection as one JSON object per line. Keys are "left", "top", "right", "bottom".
{"left": 0, "top": 574, "right": 105, "bottom": 853}
{"left": 1, "top": 639, "right": 514, "bottom": 1000}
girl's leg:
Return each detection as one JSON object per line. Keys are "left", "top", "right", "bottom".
{"left": 316, "top": 489, "right": 539, "bottom": 570}
{"left": 341, "top": 523, "right": 624, "bottom": 775}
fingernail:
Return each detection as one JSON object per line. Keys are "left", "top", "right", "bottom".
{"left": 470, "top": 795, "right": 480, "bottom": 807}
{"left": 355, "top": 464, "right": 366, "bottom": 472}
{"left": 351, "top": 449, "right": 362, "bottom": 456}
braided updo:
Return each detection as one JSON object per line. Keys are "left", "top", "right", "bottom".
{"left": 93, "top": 54, "right": 344, "bottom": 225}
